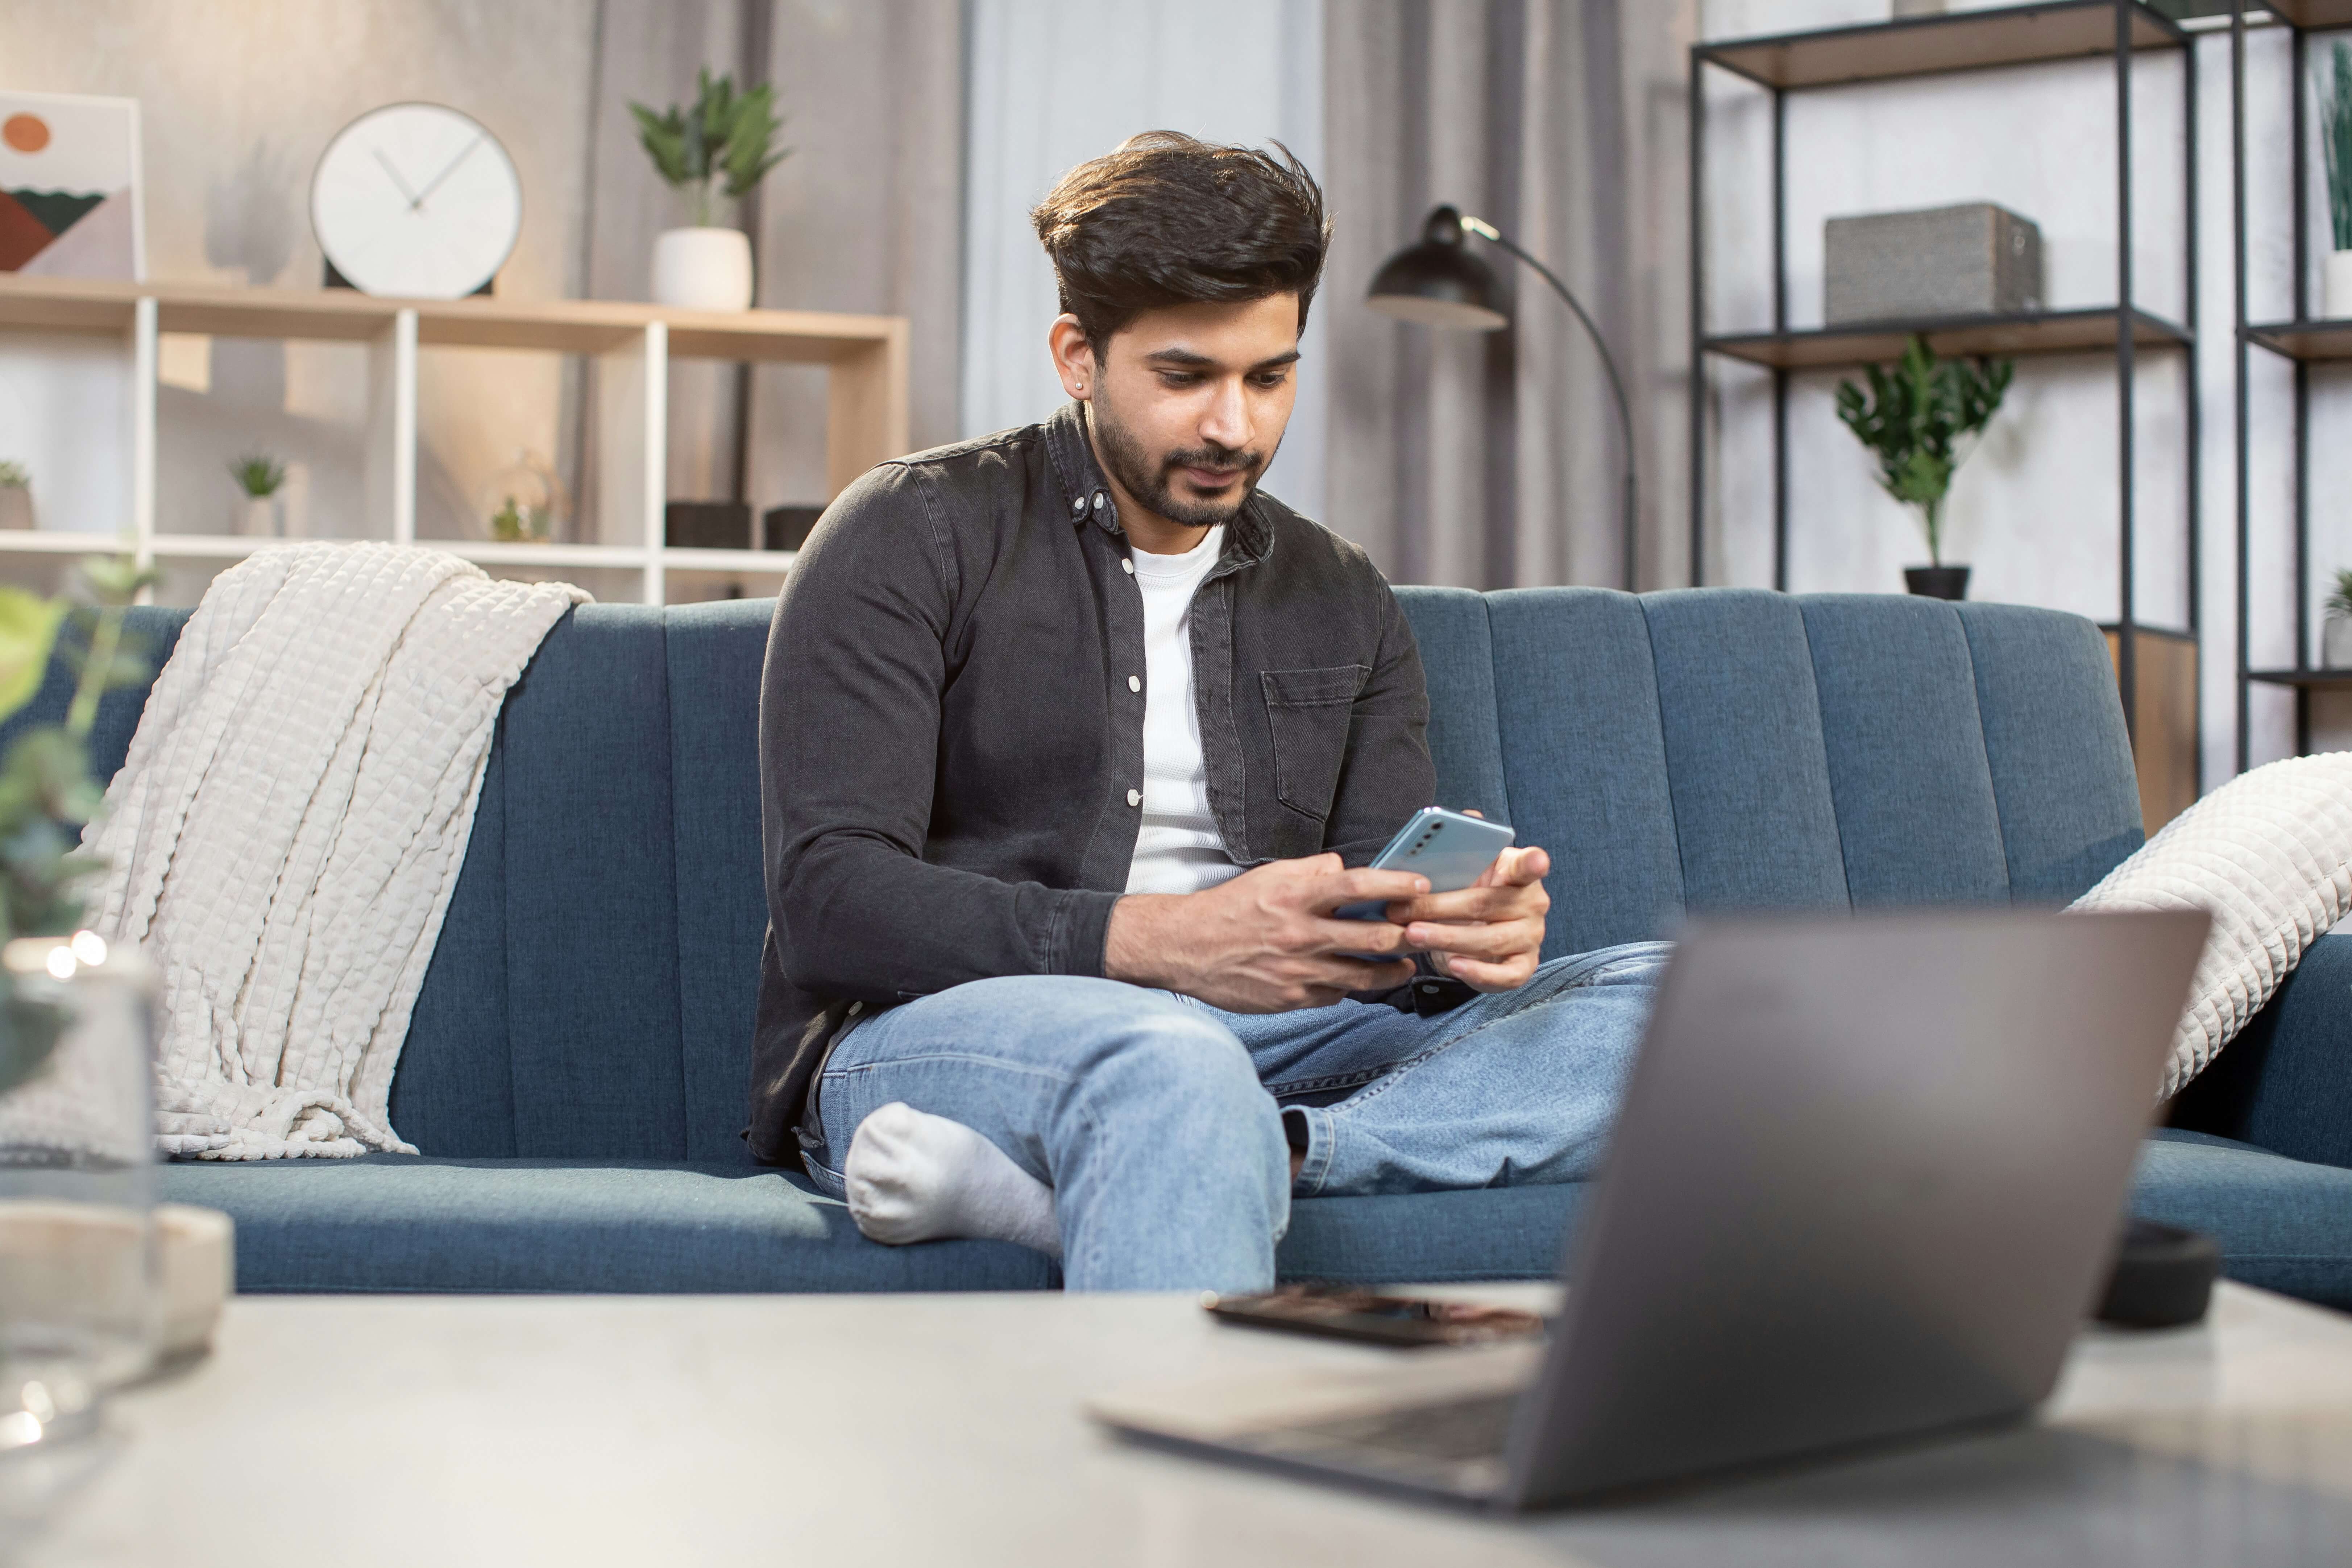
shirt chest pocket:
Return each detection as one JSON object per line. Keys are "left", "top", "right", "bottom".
{"left": 1261, "top": 664, "right": 1369, "bottom": 823}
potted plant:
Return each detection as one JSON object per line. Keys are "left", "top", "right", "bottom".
{"left": 0, "top": 556, "right": 166, "bottom": 1411}
{"left": 1834, "top": 334, "right": 2013, "bottom": 600}
{"left": 630, "top": 70, "right": 788, "bottom": 312}
{"left": 227, "top": 453, "right": 286, "bottom": 538}
{"left": 2322, "top": 41, "right": 2352, "bottom": 319}
{"left": 2325, "top": 569, "right": 2352, "bottom": 668}
{"left": 0, "top": 462, "right": 29, "bottom": 532}
{"left": 481, "top": 450, "right": 563, "bottom": 544}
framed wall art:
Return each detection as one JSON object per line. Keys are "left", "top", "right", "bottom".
{"left": 0, "top": 91, "right": 144, "bottom": 280}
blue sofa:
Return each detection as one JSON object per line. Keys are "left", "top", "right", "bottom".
{"left": 20, "top": 587, "right": 2349, "bottom": 1302}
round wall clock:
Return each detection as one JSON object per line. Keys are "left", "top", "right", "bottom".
{"left": 310, "top": 103, "right": 521, "bottom": 299}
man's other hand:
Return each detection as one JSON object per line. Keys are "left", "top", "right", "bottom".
{"left": 1105, "top": 855, "right": 1425, "bottom": 1011}
{"left": 1384, "top": 842, "right": 1551, "bottom": 993}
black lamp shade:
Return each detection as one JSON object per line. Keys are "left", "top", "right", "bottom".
{"left": 1366, "top": 205, "right": 1509, "bottom": 331}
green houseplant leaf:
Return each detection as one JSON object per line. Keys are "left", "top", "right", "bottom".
{"left": 0, "top": 588, "right": 68, "bottom": 731}
{"left": 1834, "top": 335, "right": 2013, "bottom": 568}
{"left": 630, "top": 69, "right": 789, "bottom": 229}
{"left": 0, "top": 555, "right": 158, "bottom": 1095}
{"left": 2323, "top": 41, "right": 2352, "bottom": 253}
{"left": 228, "top": 453, "right": 286, "bottom": 498}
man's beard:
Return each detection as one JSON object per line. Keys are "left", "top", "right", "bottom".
{"left": 1088, "top": 389, "right": 1271, "bottom": 528}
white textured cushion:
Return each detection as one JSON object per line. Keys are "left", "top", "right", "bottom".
{"left": 2072, "top": 752, "right": 2352, "bottom": 1098}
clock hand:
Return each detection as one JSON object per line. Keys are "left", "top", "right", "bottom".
{"left": 372, "top": 146, "right": 423, "bottom": 208}
{"left": 410, "top": 133, "right": 486, "bottom": 212}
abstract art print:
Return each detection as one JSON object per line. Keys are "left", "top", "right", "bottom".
{"left": 0, "top": 92, "right": 144, "bottom": 280}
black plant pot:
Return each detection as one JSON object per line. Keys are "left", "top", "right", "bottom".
{"left": 1904, "top": 565, "right": 1970, "bottom": 601}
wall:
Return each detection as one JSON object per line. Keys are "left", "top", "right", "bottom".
{"left": 0, "top": 0, "right": 600, "bottom": 555}
{"left": 0, "top": 0, "right": 953, "bottom": 602}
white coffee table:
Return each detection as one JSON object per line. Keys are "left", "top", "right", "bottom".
{"left": 17, "top": 1281, "right": 2352, "bottom": 1566}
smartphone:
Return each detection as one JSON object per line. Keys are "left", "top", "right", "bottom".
{"left": 1205, "top": 1284, "right": 1547, "bottom": 1348}
{"left": 1334, "top": 806, "right": 1516, "bottom": 924}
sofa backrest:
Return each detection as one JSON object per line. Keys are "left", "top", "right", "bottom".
{"left": 30, "top": 587, "right": 2141, "bottom": 1163}
{"left": 1406, "top": 588, "right": 2144, "bottom": 955}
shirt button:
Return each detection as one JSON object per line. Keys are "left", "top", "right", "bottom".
{"left": 1092, "top": 491, "right": 1106, "bottom": 511}
{"left": 847, "top": 1000, "right": 863, "bottom": 1015}
{"left": 1070, "top": 495, "right": 1086, "bottom": 518}
{"left": 1121, "top": 558, "right": 1134, "bottom": 575}
{"left": 1127, "top": 675, "right": 1141, "bottom": 692}
{"left": 1126, "top": 788, "right": 1142, "bottom": 807}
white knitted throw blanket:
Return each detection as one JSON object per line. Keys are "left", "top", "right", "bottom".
{"left": 89, "top": 544, "right": 585, "bottom": 1160}
{"left": 2073, "top": 751, "right": 2352, "bottom": 1099}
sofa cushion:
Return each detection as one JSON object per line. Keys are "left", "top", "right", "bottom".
{"left": 1478, "top": 588, "right": 1685, "bottom": 957}
{"left": 665, "top": 599, "right": 776, "bottom": 1162}
{"left": 162, "top": 1132, "right": 2326, "bottom": 1299}
{"left": 2170, "top": 930, "right": 2352, "bottom": 1169}
{"left": 1798, "top": 595, "right": 2010, "bottom": 907}
{"left": 1392, "top": 586, "right": 1511, "bottom": 826}
{"left": 2133, "top": 1128, "right": 2352, "bottom": 1309}
{"left": 158, "top": 1155, "right": 1587, "bottom": 1293}
{"left": 156, "top": 1156, "right": 1056, "bottom": 1293}
{"left": 1954, "top": 602, "right": 2144, "bottom": 900}
{"left": 2078, "top": 754, "right": 2352, "bottom": 1098}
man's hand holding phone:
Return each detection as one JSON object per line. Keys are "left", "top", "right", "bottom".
{"left": 1384, "top": 839, "right": 1552, "bottom": 994}
{"left": 1105, "top": 856, "right": 1426, "bottom": 1011}
{"left": 1105, "top": 806, "right": 1555, "bottom": 1009}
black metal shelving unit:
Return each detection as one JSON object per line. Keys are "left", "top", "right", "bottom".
{"left": 1689, "top": 0, "right": 2202, "bottom": 754}
{"left": 2233, "top": 0, "right": 2352, "bottom": 766}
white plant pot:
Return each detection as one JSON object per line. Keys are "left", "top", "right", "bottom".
{"left": 2326, "top": 614, "right": 2352, "bottom": 671}
{"left": 235, "top": 495, "right": 282, "bottom": 538}
{"left": 0, "top": 487, "right": 29, "bottom": 531}
{"left": 651, "top": 228, "right": 754, "bottom": 312}
{"left": 2326, "top": 250, "right": 2352, "bottom": 323}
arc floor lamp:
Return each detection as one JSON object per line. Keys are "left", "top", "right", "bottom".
{"left": 1367, "top": 205, "right": 1638, "bottom": 592}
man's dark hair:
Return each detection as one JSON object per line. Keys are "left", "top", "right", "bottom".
{"left": 1031, "top": 131, "right": 1330, "bottom": 349}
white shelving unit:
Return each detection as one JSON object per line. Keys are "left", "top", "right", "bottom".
{"left": 0, "top": 277, "right": 910, "bottom": 605}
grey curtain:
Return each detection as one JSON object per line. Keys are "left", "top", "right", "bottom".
{"left": 1323, "top": 0, "right": 1694, "bottom": 590}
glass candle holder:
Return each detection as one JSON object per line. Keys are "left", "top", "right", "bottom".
{"left": 0, "top": 936, "right": 160, "bottom": 1424}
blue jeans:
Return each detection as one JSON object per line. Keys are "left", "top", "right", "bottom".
{"left": 801, "top": 942, "right": 1672, "bottom": 1292}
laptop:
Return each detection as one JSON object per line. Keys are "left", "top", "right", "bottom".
{"left": 1090, "top": 907, "right": 2210, "bottom": 1510}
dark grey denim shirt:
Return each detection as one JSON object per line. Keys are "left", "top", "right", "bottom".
{"left": 747, "top": 402, "right": 1438, "bottom": 1167}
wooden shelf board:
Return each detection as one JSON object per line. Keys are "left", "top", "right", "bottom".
{"left": 1698, "top": 1, "right": 2183, "bottom": 91}
{"left": 1705, "top": 307, "right": 2189, "bottom": 369}
{"left": 2265, "top": 0, "right": 2352, "bottom": 27}
{"left": 440, "top": 541, "right": 647, "bottom": 569}
{"left": 147, "top": 535, "right": 282, "bottom": 560}
{"left": 0, "top": 535, "right": 805, "bottom": 575}
{"left": 2246, "top": 320, "right": 2352, "bottom": 360}
{"left": 0, "top": 276, "right": 899, "bottom": 361}
{"left": 663, "top": 548, "right": 796, "bottom": 573}
{"left": 2248, "top": 668, "right": 2352, "bottom": 687}
{"left": 138, "top": 538, "right": 651, "bottom": 570}
{"left": 0, "top": 532, "right": 137, "bottom": 556}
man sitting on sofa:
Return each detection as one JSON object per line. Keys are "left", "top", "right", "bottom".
{"left": 748, "top": 131, "right": 1668, "bottom": 1291}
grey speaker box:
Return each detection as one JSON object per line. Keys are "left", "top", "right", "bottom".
{"left": 1824, "top": 203, "right": 2044, "bottom": 327}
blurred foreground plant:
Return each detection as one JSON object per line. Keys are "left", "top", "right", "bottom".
{"left": 0, "top": 556, "right": 159, "bottom": 1094}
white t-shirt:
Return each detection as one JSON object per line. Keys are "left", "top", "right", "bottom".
{"left": 1123, "top": 525, "right": 1240, "bottom": 896}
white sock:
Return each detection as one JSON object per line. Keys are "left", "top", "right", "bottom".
{"left": 842, "top": 1102, "right": 1061, "bottom": 1258}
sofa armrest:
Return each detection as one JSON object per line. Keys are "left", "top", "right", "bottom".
{"left": 2169, "top": 930, "right": 2352, "bottom": 1170}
